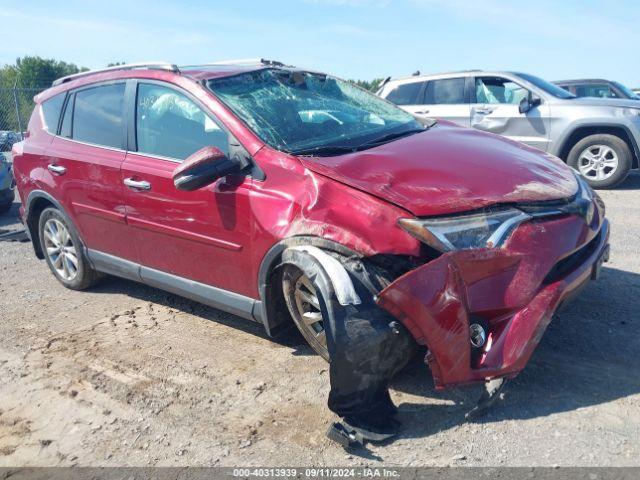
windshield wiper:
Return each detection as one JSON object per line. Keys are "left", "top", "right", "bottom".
{"left": 291, "top": 145, "right": 357, "bottom": 156}
{"left": 291, "top": 126, "right": 428, "bottom": 157}
{"left": 356, "top": 127, "right": 426, "bottom": 149}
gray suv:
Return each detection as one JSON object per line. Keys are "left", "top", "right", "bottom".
{"left": 378, "top": 70, "right": 640, "bottom": 188}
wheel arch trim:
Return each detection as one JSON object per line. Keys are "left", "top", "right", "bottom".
{"left": 256, "top": 236, "right": 362, "bottom": 336}
{"left": 555, "top": 123, "right": 640, "bottom": 168}
{"left": 24, "top": 190, "right": 79, "bottom": 260}
{"left": 284, "top": 246, "right": 361, "bottom": 306}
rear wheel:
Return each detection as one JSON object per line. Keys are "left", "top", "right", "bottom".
{"left": 567, "top": 134, "right": 632, "bottom": 189}
{"left": 38, "top": 207, "right": 101, "bottom": 290}
{"left": 282, "top": 265, "right": 329, "bottom": 361}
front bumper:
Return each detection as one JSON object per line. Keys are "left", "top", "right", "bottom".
{"left": 377, "top": 212, "right": 610, "bottom": 390}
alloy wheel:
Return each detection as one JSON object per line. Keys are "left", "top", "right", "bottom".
{"left": 292, "top": 274, "right": 328, "bottom": 353}
{"left": 577, "top": 145, "right": 618, "bottom": 181}
{"left": 43, "top": 218, "right": 79, "bottom": 281}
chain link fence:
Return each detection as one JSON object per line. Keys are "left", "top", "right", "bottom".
{"left": 0, "top": 86, "right": 49, "bottom": 137}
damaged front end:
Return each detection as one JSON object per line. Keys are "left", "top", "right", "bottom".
{"left": 376, "top": 179, "right": 610, "bottom": 390}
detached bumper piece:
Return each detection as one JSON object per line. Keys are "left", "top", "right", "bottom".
{"left": 465, "top": 378, "right": 508, "bottom": 420}
{"left": 281, "top": 248, "right": 416, "bottom": 447}
{"left": 0, "top": 228, "right": 29, "bottom": 243}
{"left": 378, "top": 215, "right": 610, "bottom": 390}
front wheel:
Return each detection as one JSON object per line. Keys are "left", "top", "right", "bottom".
{"left": 282, "top": 265, "right": 330, "bottom": 361}
{"left": 567, "top": 134, "right": 632, "bottom": 189}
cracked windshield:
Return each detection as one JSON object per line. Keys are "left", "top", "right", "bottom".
{"left": 208, "top": 69, "right": 423, "bottom": 155}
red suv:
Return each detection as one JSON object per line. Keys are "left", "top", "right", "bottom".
{"left": 12, "top": 60, "right": 610, "bottom": 439}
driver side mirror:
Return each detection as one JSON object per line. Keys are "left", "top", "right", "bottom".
{"left": 518, "top": 93, "right": 542, "bottom": 114}
{"left": 173, "top": 146, "right": 241, "bottom": 191}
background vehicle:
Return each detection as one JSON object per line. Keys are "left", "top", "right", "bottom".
{"left": 379, "top": 70, "right": 640, "bottom": 188}
{"left": 0, "top": 131, "right": 21, "bottom": 152}
{"left": 0, "top": 154, "right": 14, "bottom": 213}
{"left": 0, "top": 132, "right": 18, "bottom": 213}
{"left": 554, "top": 79, "right": 640, "bottom": 100}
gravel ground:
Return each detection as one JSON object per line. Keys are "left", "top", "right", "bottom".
{"left": 0, "top": 173, "right": 639, "bottom": 467}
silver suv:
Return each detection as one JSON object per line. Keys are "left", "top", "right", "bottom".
{"left": 378, "top": 70, "right": 640, "bottom": 188}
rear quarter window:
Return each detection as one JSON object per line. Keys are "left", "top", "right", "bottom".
{"left": 41, "top": 93, "right": 65, "bottom": 133}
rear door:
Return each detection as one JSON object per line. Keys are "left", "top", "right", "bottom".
{"left": 575, "top": 83, "right": 619, "bottom": 99}
{"left": 382, "top": 80, "right": 427, "bottom": 116}
{"left": 120, "top": 80, "right": 255, "bottom": 298}
{"left": 417, "top": 77, "right": 470, "bottom": 126}
{"left": 470, "top": 75, "right": 550, "bottom": 151}
{"left": 48, "top": 82, "right": 134, "bottom": 260}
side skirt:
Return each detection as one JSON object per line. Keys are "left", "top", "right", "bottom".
{"left": 86, "top": 249, "right": 262, "bottom": 323}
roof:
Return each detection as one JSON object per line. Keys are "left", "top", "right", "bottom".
{"left": 38, "top": 59, "right": 291, "bottom": 103}
{"left": 51, "top": 60, "right": 288, "bottom": 87}
{"left": 553, "top": 79, "right": 612, "bottom": 85}
{"left": 179, "top": 64, "right": 268, "bottom": 82}
{"left": 388, "top": 69, "right": 481, "bottom": 82}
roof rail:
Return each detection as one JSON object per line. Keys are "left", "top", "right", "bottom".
{"left": 182, "top": 58, "right": 291, "bottom": 68}
{"left": 52, "top": 62, "right": 180, "bottom": 87}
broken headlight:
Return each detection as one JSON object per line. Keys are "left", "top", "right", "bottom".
{"left": 398, "top": 208, "right": 531, "bottom": 252}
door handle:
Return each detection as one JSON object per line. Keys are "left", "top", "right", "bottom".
{"left": 414, "top": 109, "right": 430, "bottom": 114}
{"left": 47, "top": 164, "right": 66, "bottom": 175}
{"left": 474, "top": 107, "right": 494, "bottom": 115}
{"left": 124, "top": 178, "right": 151, "bottom": 191}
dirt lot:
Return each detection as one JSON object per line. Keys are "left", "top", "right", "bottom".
{"left": 1, "top": 174, "right": 639, "bottom": 467}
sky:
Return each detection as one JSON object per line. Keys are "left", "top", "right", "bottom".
{"left": 1, "top": 0, "right": 639, "bottom": 86}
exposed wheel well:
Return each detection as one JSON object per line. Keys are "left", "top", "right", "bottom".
{"left": 258, "top": 237, "right": 361, "bottom": 336}
{"left": 559, "top": 126, "right": 639, "bottom": 168}
{"left": 26, "top": 197, "right": 56, "bottom": 259}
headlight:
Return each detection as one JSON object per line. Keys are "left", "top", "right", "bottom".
{"left": 398, "top": 208, "right": 531, "bottom": 252}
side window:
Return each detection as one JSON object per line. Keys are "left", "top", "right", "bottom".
{"left": 577, "top": 84, "right": 618, "bottom": 98}
{"left": 384, "top": 82, "right": 424, "bottom": 105}
{"left": 41, "top": 93, "right": 65, "bottom": 133}
{"left": 136, "top": 83, "right": 228, "bottom": 161}
{"left": 558, "top": 85, "right": 574, "bottom": 95}
{"left": 423, "top": 78, "right": 466, "bottom": 104}
{"left": 475, "top": 77, "right": 529, "bottom": 105}
{"left": 72, "top": 83, "right": 125, "bottom": 148}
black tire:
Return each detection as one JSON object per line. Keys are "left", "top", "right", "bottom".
{"left": 567, "top": 134, "right": 632, "bottom": 189}
{"left": 38, "top": 207, "right": 101, "bottom": 290}
{"left": 282, "top": 265, "right": 330, "bottom": 361}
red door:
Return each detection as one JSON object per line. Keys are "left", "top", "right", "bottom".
{"left": 120, "top": 81, "right": 255, "bottom": 298}
{"left": 121, "top": 154, "right": 254, "bottom": 297}
{"left": 48, "top": 82, "right": 134, "bottom": 260}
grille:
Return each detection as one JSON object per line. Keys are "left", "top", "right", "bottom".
{"left": 543, "top": 229, "right": 602, "bottom": 284}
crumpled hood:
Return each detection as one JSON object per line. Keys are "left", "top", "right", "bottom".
{"left": 299, "top": 122, "right": 578, "bottom": 217}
